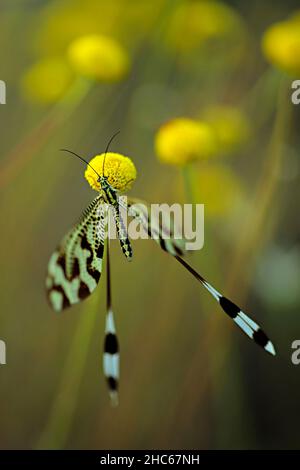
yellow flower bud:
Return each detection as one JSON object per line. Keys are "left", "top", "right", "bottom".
{"left": 21, "top": 57, "right": 74, "bottom": 104}
{"left": 155, "top": 118, "right": 217, "bottom": 166}
{"left": 85, "top": 152, "right": 137, "bottom": 193}
{"left": 68, "top": 34, "right": 129, "bottom": 81}
{"left": 262, "top": 19, "right": 300, "bottom": 75}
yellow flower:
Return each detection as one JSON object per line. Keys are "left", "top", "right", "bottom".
{"left": 197, "top": 164, "right": 244, "bottom": 216}
{"left": 155, "top": 118, "right": 217, "bottom": 166}
{"left": 262, "top": 17, "right": 300, "bottom": 75}
{"left": 21, "top": 57, "right": 74, "bottom": 104}
{"left": 202, "top": 105, "right": 251, "bottom": 155}
{"left": 68, "top": 34, "right": 129, "bottom": 81}
{"left": 85, "top": 152, "right": 137, "bottom": 193}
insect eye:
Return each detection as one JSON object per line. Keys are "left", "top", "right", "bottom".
{"left": 97, "top": 177, "right": 101, "bottom": 183}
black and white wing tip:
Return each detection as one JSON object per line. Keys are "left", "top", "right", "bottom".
{"left": 103, "top": 309, "right": 120, "bottom": 406}
{"left": 204, "top": 282, "right": 276, "bottom": 356}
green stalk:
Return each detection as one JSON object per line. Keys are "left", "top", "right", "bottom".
{"left": 181, "top": 163, "right": 197, "bottom": 204}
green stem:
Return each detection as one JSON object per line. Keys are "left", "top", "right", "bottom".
{"left": 181, "top": 164, "right": 196, "bottom": 204}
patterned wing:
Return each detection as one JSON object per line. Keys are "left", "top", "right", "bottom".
{"left": 46, "top": 195, "right": 107, "bottom": 312}
{"left": 103, "top": 241, "right": 119, "bottom": 406}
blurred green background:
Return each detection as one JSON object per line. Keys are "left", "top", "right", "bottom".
{"left": 0, "top": 0, "right": 300, "bottom": 450}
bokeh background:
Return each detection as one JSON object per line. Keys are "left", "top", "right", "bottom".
{"left": 0, "top": 0, "right": 300, "bottom": 450}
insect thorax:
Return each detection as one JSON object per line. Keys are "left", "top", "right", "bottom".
{"left": 100, "top": 176, "right": 119, "bottom": 206}
{"left": 99, "top": 176, "right": 118, "bottom": 206}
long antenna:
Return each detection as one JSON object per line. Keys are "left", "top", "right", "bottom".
{"left": 60, "top": 148, "right": 101, "bottom": 180}
{"left": 102, "top": 131, "right": 120, "bottom": 177}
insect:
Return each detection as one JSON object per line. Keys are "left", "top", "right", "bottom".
{"left": 46, "top": 134, "right": 276, "bottom": 405}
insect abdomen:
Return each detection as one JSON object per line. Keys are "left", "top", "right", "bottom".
{"left": 114, "top": 208, "right": 133, "bottom": 260}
